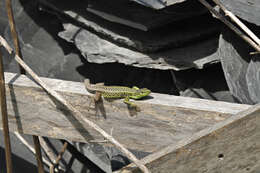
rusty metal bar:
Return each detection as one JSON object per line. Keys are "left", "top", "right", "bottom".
{"left": 0, "top": 49, "right": 13, "bottom": 173}
{"left": 197, "top": 0, "right": 260, "bottom": 53}
{"left": 213, "top": 0, "right": 260, "bottom": 46}
{"left": 33, "top": 136, "right": 45, "bottom": 173}
{"left": 5, "top": 1, "right": 46, "bottom": 172}
{"left": 50, "top": 142, "right": 68, "bottom": 173}
{"left": 5, "top": 0, "right": 25, "bottom": 74}
{"left": 55, "top": 142, "right": 68, "bottom": 164}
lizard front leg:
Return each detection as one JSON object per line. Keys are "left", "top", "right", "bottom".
{"left": 124, "top": 97, "right": 140, "bottom": 111}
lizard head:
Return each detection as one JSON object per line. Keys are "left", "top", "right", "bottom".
{"left": 130, "top": 87, "right": 151, "bottom": 99}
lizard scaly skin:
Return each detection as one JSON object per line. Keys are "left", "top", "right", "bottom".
{"left": 84, "top": 79, "right": 151, "bottom": 108}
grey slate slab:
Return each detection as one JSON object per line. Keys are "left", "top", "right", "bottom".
{"left": 219, "top": 27, "right": 255, "bottom": 104}
{"left": 87, "top": 0, "right": 206, "bottom": 31}
{"left": 39, "top": 0, "right": 220, "bottom": 53}
{"left": 71, "top": 142, "right": 112, "bottom": 173}
{"left": 59, "top": 23, "right": 220, "bottom": 70}
{"left": 219, "top": 0, "right": 260, "bottom": 26}
{"left": 246, "top": 56, "right": 260, "bottom": 103}
{"left": 132, "top": 0, "right": 186, "bottom": 9}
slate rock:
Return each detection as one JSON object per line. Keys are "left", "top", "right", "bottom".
{"left": 219, "top": 0, "right": 260, "bottom": 26}
{"left": 0, "top": 1, "right": 179, "bottom": 94}
{"left": 71, "top": 142, "right": 112, "bottom": 173}
{"left": 181, "top": 88, "right": 237, "bottom": 103}
{"left": 246, "top": 55, "right": 260, "bottom": 103}
{"left": 39, "top": 0, "right": 221, "bottom": 53}
{"left": 87, "top": 0, "right": 206, "bottom": 31}
{"left": 244, "top": 24, "right": 260, "bottom": 103}
{"left": 219, "top": 26, "right": 255, "bottom": 104}
{"left": 2, "top": 0, "right": 86, "bottom": 82}
{"left": 173, "top": 64, "right": 237, "bottom": 103}
{"left": 59, "top": 24, "right": 220, "bottom": 70}
{"left": 104, "top": 146, "right": 150, "bottom": 171}
{"left": 132, "top": 0, "right": 186, "bottom": 9}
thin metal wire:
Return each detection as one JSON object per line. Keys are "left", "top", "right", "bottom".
{"left": 49, "top": 142, "right": 68, "bottom": 173}
{"left": 33, "top": 136, "right": 45, "bottom": 173}
{"left": 5, "top": 0, "right": 25, "bottom": 74}
{"left": 213, "top": 0, "right": 260, "bottom": 46}
{"left": 0, "top": 49, "right": 13, "bottom": 173}
{"left": 197, "top": 0, "right": 260, "bottom": 53}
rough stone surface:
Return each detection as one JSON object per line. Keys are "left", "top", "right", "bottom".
{"left": 2, "top": 0, "right": 85, "bottom": 82}
{"left": 132, "top": 0, "right": 187, "bottom": 9}
{"left": 178, "top": 70, "right": 237, "bottom": 103}
{"left": 71, "top": 142, "right": 112, "bottom": 173}
{"left": 219, "top": 0, "right": 260, "bottom": 26}
{"left": 219, "top": 27, "right": 254, "bottom": 104}
{"left": 219, "top": 19, "right": 260, "bottom": 105}
{"left": 246, "top": 55, "right": 260, "bottom": 103}
{"left": 87, "top": 0, "right": 206, "bottom": 31}
{"left": 40, "top": 0, "right": 220, "bottom": 53}
{"left": 59, "top": 24, "right": 220, "bottom": 70}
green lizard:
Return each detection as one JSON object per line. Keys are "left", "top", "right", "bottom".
{"left": 84, "top": 79, "right": 151, "bottom": 109}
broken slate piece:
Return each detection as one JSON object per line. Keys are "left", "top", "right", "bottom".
{"left": 246, "top": 56, "right": 260, "bottom": 103}
{"left": 72, "top": 142, "right": 112, "bottom": 173}
{"left": 39, "top": 0, "right": 220, "bottom": 53}
{"left": 87, "top": 0, "right": 206, "bottom": 31}
{"left": 64, "top": 11, "right": 220, "bottom": 54}
{"left": 59, "top": 24, "right": 220, "bottom": 70}
{"left": 132, "top": 0, "right": 186, "bottom": 9}
{"left": 219, "top": 28, "right": 254, "bottom": 104}
{"left": 219, "top": 0, "right": 260, "bottom": 26}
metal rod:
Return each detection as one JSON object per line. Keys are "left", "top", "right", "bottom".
{"left": 55, "top": 142, "right": 68, "bottom": 165}
{"left": 0, "top": 49, "right": 13, "bottom": 173}
{"left": 14, "top": 132, "right": 53, "bottom": 167}
{"left": 39, "top": 137, "right": 58, "bottom": 164}
{"left": 33, "top": 136, "right": 45, "bottom": 173}
{"left": 5, "top": 0, "right": 25, "bottom": 74}
{"left": 213, "top": 0, "right": 260, "bottom": 46}
{"left": 50, "top": 142, "right": 68, "bottom": 173}
{"left": 198, "top": 0, "right": 260, "bottom": 53}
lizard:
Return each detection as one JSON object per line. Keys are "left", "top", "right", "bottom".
{"left": 84, "top": 79, "right": 151, "bottom": 110}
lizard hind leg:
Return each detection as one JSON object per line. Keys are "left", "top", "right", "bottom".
{"left": 124, "top": 97, "right": 135, "bottom": 107}
{"left": 89, "top": 92, "right": 102, "bottom": 108}
{"left": 94, "top": 92, "right": 102, "bottom": 102}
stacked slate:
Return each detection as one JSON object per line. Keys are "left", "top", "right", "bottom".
{"left": 39, "top": 0, "right": 222, "bottom": 71}
{"left": 218, "top": 1, "right": 260, "bottom": 104}
{"left": 219, "top": 0, "right": 260, "bottom": 26}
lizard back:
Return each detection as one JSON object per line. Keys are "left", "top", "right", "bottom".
{"left": 85, "top": 79, "right": 136, "bottom": 98}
